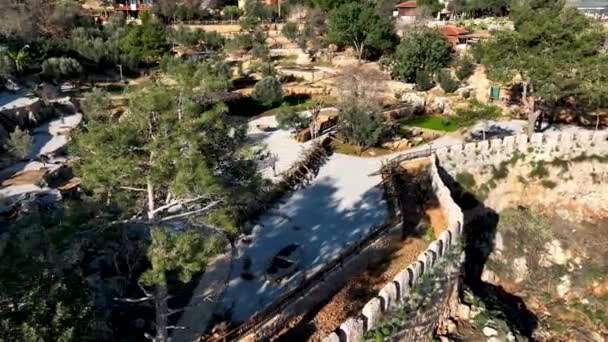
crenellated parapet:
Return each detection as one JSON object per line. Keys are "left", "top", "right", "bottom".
{"left": 323, "top": 155, "right": 465, "bottom": 341}
{"left": 324, "top": 130, "right": 608, "bottom": 341}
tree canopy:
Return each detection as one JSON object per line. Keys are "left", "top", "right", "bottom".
{"left": 327, "top": 1, "right": 397, "bottom": 62}
{"left": 478, "top": 0, "right": 608, "bottom": 132}
{"left": 385, "top": 27, "right": 452, "bottom": 83}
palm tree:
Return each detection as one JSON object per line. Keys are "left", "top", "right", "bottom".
{"left": 8, "top": 45, "right": 29, "bottom": 73}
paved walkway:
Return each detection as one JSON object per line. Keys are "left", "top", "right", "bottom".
{"left": 173, "top": 115, "right": 460, "bottom": 340}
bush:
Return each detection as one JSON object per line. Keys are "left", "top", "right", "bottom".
{"left": 226, "top": 33, "right": 254, "bottom": 52}
{"left": 253, "top": 62, "right": 276, "bottom": 77}
{"left": 275, "top": 106, "right": 309, "bottom": 131}
{"left": 81, "top": 88, "right": 111, "bottom": 122}
{"left": 252, "top": 76, "right": 283, "bottom": 106}
{"left": 436, "top": 69, "right": 460, "bottom": 93}
{"left": 281, "top": 22, "right": 299, "bottom": 42}
{"left": 456, "top": 55, "right": 475, "bottom": 81}
{"left": 389, "top": 28, "right": 452, "bottom": 83}
{"left": 5, "top": 127, "right": 33, "bottom": 160}
{"left": 171, "top": 26, "right": 225, "bottom": 50}
{"left": 454, "top": 99, "right": 502, "bottom": 126}
{"left": 251, "top": 43, "right": 270, "bottom": 61}
{"left": 415, "top": 70, "right": 434, "bottom": 91}
{"left": 338, "top": 105, "right": 385, "bottom": 149}
{"left": 222, "top": 6, "right": 242, "bottom": 22}
{"left": 41, "top": 57, "right": 82, "bottom": 81}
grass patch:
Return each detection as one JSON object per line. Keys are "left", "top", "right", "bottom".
{"left": 399, "top": 115, "right": 460, "bottom": 132}
{"left": 529, "top": 161, "right": 550, "bottom": 179}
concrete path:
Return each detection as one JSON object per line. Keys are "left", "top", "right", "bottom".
{"left": 173, "top": 116, "right": 461, "bottom": 340}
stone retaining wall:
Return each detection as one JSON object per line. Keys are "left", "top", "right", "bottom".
{"left": 323, "top": 156, "right": 464, "bottom": 342}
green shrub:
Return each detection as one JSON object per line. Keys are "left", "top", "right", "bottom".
{"left": 456, "top": 172, "right": 476, "bottom": 189}
{"left": 338, "top": 105, "right": 385, "bottom": 149}
{"left": 415, "top": 70, "right": 434, "bottom": 91}
{"left": 5, "top": 127, "right": 33, "bottom": 160}
{"left": 281, "top": 22, "right": 299, "bottom": 42}
{"left": 252, "top": 76, "right": 283, "bottom": 106}
{"left": 454, "top": 99, "right": 502, "bottom": 127}
{"left": 226, "top": 33, "right": 254, "bottom": 52}
{"left": 41, "top": 57, "right": 82, "bottom": 81}
{"left": 456, "top": 55, "right": 475, "bottom": 81}
{"left": 170, "top": 26, "right": 225, "bottom": 50}
{"left": 436, "top": 69, "right": 460, "bottom": 93}
{"left": 275, "top": 106, "right": 310, "bottom": 131}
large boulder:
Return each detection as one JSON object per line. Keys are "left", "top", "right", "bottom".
{"left": 402, "top": 92, "right": 426, "bottom": 114}
{"left": 427, "top": 96, "right": 451, "bottom": 115}
{"left": 455, "top": 86, "right": 474, "bottom": 99}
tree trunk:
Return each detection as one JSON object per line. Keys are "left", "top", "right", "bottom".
{"left": 154, "top": 285, "right": 169, "bottom": 342}
{"left": 147, "top": 178, "right": 155, "bottom": 221}
{"left": 522, "top": 81, "right": 541, "bottom": 137}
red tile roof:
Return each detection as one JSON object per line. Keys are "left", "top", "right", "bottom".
{"left": 439, "top": 25, "right": 469, "bottom": 36}
{"left": 395, "top": 1, "right": 417, "bottom": 8}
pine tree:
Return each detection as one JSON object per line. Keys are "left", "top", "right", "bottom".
{"left": 6, "top": 127, "right": 33, "bottom": 160}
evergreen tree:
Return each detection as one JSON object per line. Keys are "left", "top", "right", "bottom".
{"left": 5, "top": 127, "right": 33, "bottom": 160}
{"left": 252, "top": 76, "right": 284, "bottom": 106}
{"left": 327, "top": 1, "right": 397, "bottom": 63}
{"left": 389, "top": 27, "right": 452, "bottom": 83}
{"left": 479, "top": 0, "right": 608, "bottom": 133}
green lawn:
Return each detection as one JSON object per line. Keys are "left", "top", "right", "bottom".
{"left": 399, "top": 115, "right": 460, "bottom": 132}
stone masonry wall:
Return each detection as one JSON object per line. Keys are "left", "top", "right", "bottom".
{"left": 435, "top": 131, "right": 608, "bottom": 176}
{"left": 323, "top": 156, "right": 465, "bottom": 342}
{"left": 323, "top": 131, "right": 608, "bottom": 341}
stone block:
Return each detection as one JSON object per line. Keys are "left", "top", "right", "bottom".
{"left": 477, "top": 140, "right": 489, "bottom": 150}
{"left": 464, "top": 143, "right": 477, "bottom": 155}
{"left": 409, "top": 264, "right": 420, "bottom": 286}
{"left": 362, "top": 298, "right": 382, "bottom": 330}
{"left": 577, "top": 131, "right": 591, "bottom": 143}
{"left": 379, "top": 282, "right": 398, "bottom": 310}
{"left": 490, "top": 138, "right": 503, "bottom": 151}
{"left": 516, "top": 134, "right": 528, "bottom": 150}
{"left": 428, "top": 241, "right": 442, "bottom": 261}
{"left": 450, "top": 144, "right": 463, "bottom": 155}
{"left": 439, "top": 230, "right": 451, "bottom": 253}
{"left": 339, "top": 317, "right": 365, "bottom": 342}
{"left": 503, "top": 136, "right": 515, "bottom": 151}
{"left": 417, "top": 253, "right": 429, "bottom": 276}
{"left": 592, "top": 131, "right": 608, "bottom": 144}
{"left": 436, "top": 147, "right": 449, "bottom": 160}
{"left": 322, "top": 333, "right": 340, "bottom": 342}
{"left": 394, "top": 270, "right": 411, "bottom": 299}
{"left": 530, "top": 133, "right": 544, "bottom": 145}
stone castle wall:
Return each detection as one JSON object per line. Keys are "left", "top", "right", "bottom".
{"left": 323, "top": 156, "right": 465, "bottom": 342}
{"left": 435, "top": 131, "right": 608, "bottom": 176}
{"left": 324, "top": 131, "right": 608, "bottom": 342}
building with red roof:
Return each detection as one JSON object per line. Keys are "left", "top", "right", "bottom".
{"left": 394, "top": 1, "right": 418, "bottom": 23}
{"left": 439, "top": 25, "right": 470, "bottom": 48}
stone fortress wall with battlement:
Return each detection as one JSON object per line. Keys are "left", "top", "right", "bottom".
{"left": 323, "top": 155, "right": 465, "bottom": 342}
{"left": 324, "top": 131, "right": 608, "bottom": 342}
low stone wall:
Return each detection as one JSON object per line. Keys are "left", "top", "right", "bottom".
{"left": 323, "top": 156, "right": 464, "bottom": 342}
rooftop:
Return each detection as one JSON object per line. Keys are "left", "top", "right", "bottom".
{"left": 395, "top": 1, "right": 417, "bottom": 8}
